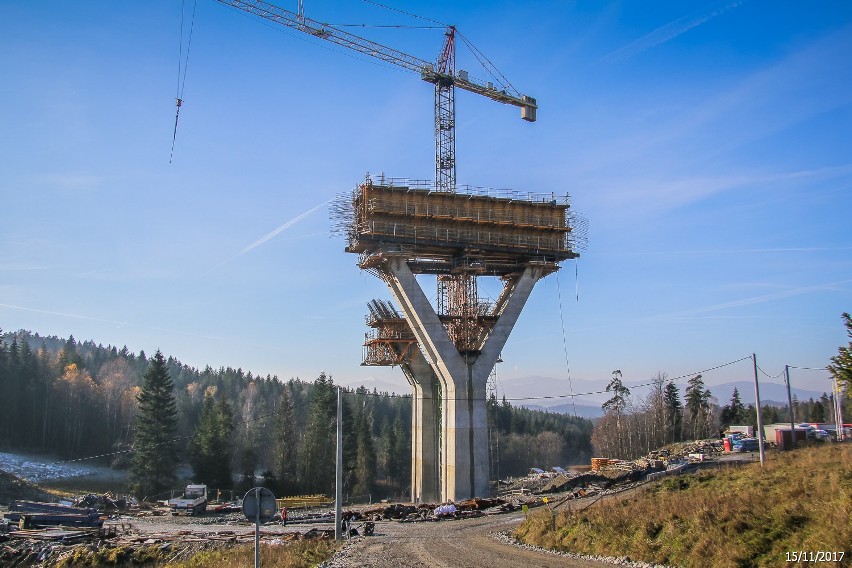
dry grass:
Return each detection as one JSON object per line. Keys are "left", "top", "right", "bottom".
{"left": 166, "top": 540, "right": 340, "bottom": 568}
{"left": 515, "top": 444, "right": 851, "bottom": 568}
{"left": 52, "top": 540, "right": 340, "bottom": 568}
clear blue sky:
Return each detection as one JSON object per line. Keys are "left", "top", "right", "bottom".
{"left": 1, "top": 1, "right": 850, "bottom": 404}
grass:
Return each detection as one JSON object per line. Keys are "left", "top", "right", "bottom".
{"left": 514, "top": 444, "right": 851, "bottom": 568}
{"left": 165, "top": 540, "right": 341, "bottom": 568}
{"left": 52, "top": 541, "right": 340, "bottom": 568}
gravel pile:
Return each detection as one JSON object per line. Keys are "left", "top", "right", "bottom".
{"left": 490, "top": 531, "right": 677, "bottom": 568}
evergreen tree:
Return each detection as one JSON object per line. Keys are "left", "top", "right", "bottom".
{"left": 685, "top": 374, "right": 711, "bottom": 439}
{"left": 131, "top": 350, "right": 179, "bottom": 499}
{"left": 663, "top": 381, "right": 683, "bottom": 443}
{"left": 353, "top": 406, "right": 377, "bottom": 498}
{"left": 0, "top": 331, "right": 8, "bottom": 444}
{"left": 602, "top": 370, "right": 630, "bottom": 415}
{"left": 720, "top": 387, "right": 746, "bottom": 427}
{"left": 274, "top": 388, "right": 298, "bottom": 496}
{"left": 189, "top": 393, "right": 234, "bottom": 490}
{"left": 302, "top": 373, "right": 336, "bottom": 494}
{"left": 828, "top": 312, "right": 852, "bottom": 395}
{"left": 602, "top": 370, "right": 631, "bottom": 458}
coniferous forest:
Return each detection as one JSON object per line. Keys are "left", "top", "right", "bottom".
{"left": 0, "top": 329, "right": 593, "bottom": 500}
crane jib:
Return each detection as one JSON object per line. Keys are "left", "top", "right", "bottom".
{"left": 215, "top": 0, "right": 535, "bottom": 118}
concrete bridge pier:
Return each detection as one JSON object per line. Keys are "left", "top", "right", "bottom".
{"left": 401, "top": 353, "right": 441, "bottom": 504}
{"left": 384, "top": 257, "right": 542, "bottom": 501}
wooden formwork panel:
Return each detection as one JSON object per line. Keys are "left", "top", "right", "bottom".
{"left": 350, "top": 183, "right": 576, "bottom": 260}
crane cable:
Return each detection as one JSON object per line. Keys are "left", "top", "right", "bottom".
{"left": 556, "top": 269, "right": 578, "bottom": 416}
{"left": 170, "top": 0, "right": 198, "bottom": 163}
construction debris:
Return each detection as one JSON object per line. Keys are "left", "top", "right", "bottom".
{"left": 0, "top": 521, "right": 333, "bottom": 567}
{"left": 5, "top": 501, "right": 103, "bottom": 528}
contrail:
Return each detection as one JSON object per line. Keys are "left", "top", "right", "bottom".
{"left": 0, "top": 303, "right": 126, "bottom": 325}
{"left": 0, "top": 302, "right": 224, "bottom": 341}
{"left": 668, "top": 279, "right": 852, "bottom": 318}
{"left": 239, "top": 200, "right": 329, "bottom": 255}
{"left": 208, "top": 199, "right": 329, "bottom": 272}
{"left": 598, "top": 0, "right": 745, "bottom": 65}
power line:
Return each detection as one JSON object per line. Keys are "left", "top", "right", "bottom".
{"left": 787, "top": 365, "right": 829, "bottom": 372}
{"left": 53, "top": 354, "right": 769, "bottom": 464}
{"left": 756, "top": 363, "right": 785, "bottom": 380}
{"left": 360, "top": 0, "right": 447, "bottom": 27}
{"left": 60, "top": 397, "right": 314, "bottom": 465}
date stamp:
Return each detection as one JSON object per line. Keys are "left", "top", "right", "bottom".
{"left": 786, "top": 550, "right": 845, "bottom": 564}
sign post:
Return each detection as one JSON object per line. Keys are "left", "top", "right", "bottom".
{"left": 242, "top": 487, "right": 277, "bottom": 568}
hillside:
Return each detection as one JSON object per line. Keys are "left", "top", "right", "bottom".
{"left": 514, "top": 444, "right": 851, "bottom": 568}
{"left": 0, "top": 470, "right": 54, "bottom": 506}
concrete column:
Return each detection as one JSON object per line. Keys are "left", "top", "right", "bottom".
{"left": 401, "top": 352, "right": 440, "bottom": 504}
{"left": 384, "top": 259, "right": 543, "bottom": 502}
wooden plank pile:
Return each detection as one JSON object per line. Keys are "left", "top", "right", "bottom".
{"left": 275, "top": 494, "right": 333, "bottom": 509}
{"left": 0, "top": 524, "right": 333, "bottom": 567}
{"left": 4, "top": 500, "right": 103, "bottom": 528}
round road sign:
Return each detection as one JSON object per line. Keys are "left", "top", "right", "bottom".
{"left": 242, "top": 487, "right": 277, "bottom": 524}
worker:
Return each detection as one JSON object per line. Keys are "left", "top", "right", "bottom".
{"left": 280, "top": 506, "right": 288, "bottom": 526}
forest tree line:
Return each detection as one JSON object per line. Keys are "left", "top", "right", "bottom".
{"left": 591, "top": 370, "right": 850, "bottom": 460}
{"left": 0, "top": 329, "right": 593, "bottom": 499}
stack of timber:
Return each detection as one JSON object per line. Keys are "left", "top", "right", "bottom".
{"left": 275, "top": 494, "right": 333, "bottom": 510}
{"left": 4, "top": 501, "right": 102, "bottom": 528}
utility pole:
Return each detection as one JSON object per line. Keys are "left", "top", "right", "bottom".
{"left": 254, "top": 487, "right": 260, "bottom": 568}
{"left": 785, "top": 365, "right": 796, "bottom": 449}
{"left": 335, "top": 386, "right": 343, "bottom": 541}
{"left": 752, "top": 354, "right": 765, "bottom": 466}
{"left": 834, "top": 376, "right": 845, "bottom": 442}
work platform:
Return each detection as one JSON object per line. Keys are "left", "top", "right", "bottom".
{"left": 339, "top": 177, "right": 578, "bottom": 276}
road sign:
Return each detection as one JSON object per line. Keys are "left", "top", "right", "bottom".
{"left": 242, "top": 487, "right": 277, "bottom": 524}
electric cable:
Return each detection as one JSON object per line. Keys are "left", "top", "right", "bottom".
{"left": 56, "top": 355, "right": 755, "bottom": 464}
{"left": 555, "top": 270, "right": 577, "bottom": 416}
{"left": 170, "top": 0, "right": 198, "bottom": 163}
{"left": 360, "top": 0, "right": 447, "bottom": 27}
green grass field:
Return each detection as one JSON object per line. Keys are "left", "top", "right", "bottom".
{"left": 514, "top": 444, "right": 851, "bottom": 568}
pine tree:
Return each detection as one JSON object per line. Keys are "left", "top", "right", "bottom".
{"left": 663, "top": 381, "right": 682, "bottom": 443}
{"left": 602, "top": 370, "right": 630, "bottom": 415}
{"left": 189, "top": 393, "right": 234, "bottom": 490}
{"left": 721, "top": 387, "right": 746, "bottom": 427}
{"left": 828, "top": 312, "right": 852, "bottom": 395}
{"left": 131, "top": 350, "right": 179, "bottom": 500}
{"left": 685, "top": 374, "right": 711, "bottom": 439}
{"left": 602, "top": 370, "right": 631, "bottom": 457}
{"left": 302, "top": 373, "right": 336, "bottom": 494}
{"left": 274, "top": 388, "right": 298, "bottom": 495}
{"left": 353, "top": 405, "right": 377, "bottom": 498}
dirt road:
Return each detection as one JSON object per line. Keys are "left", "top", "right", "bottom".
{"left": 322, "top": 513, "right": 614, "bottom": 568}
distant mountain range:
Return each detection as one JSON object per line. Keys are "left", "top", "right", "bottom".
{"left": 707, "top": 381, "right": 831, "bottom": 406}
{"left": 342, "top": 374, "right": 833, "bottom": 418}
{"left": 519, "top": 402, "right": 605, "bottom": 419}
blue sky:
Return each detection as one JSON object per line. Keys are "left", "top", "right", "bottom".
{"left": 1, "top": 0, "right": 850, "bottom": 405}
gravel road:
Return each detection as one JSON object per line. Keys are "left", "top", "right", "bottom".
{"left": 321, "top": 513, "right": 618, "bottom": 568}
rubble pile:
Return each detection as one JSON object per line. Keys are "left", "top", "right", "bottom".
{"left": 0, "top": 522, "right": 333, "bottom": 567}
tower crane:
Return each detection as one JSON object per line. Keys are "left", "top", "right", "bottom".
{"left": 212, "top": 0, "right": 537, "bottom": 192}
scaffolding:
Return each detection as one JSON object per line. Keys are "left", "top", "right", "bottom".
{"left": 331, "top": 175, "right": 584, "bottom": 275}
{"left": 362, "top": 299, "right": 417, "bottom": 366}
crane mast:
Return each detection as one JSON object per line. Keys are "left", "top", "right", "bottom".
{"left": 213, "top": 0, "right": 537, "bottom": 192}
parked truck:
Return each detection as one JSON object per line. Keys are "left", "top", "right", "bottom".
{"left": 168, "top": 484, "right": 208, "bottom": 515}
